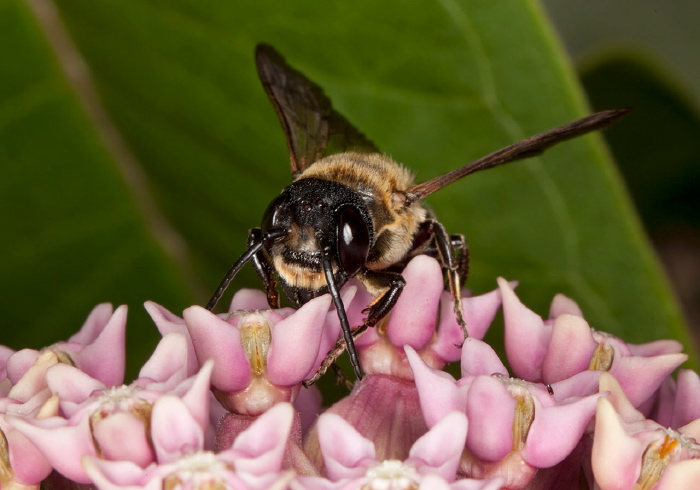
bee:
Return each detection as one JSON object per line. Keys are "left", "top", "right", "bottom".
{"left": 206, "top": 44, "right": 628, "bottom": 384}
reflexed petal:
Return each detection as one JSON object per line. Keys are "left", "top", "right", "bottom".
{"left": 227, "top": 402, "right": 294, "bottom": 475}
{"left": 523, "top": 392, "right": 603, "bottom": 468}
{"left": 230, "top": 288, "right": 271, "bottom": 311}
{"left": 433, "top": 286, "right": 504, "bottom": 363}
{"left": 74, "top": 305, "right": 127, "bottom": 387}
{"left": 408, "top": 411, "right": 467, "bottom": 480}
{"left": 92, "top": 411, "right": 153, "bottom": 466}
{"left": 611, "top": 353, "right": 688, "bottom": 407}
{"left": 267, "top": 294, "right": 332, "bottom": 385}
{"left": 144, "top": 301, "right": 199, "bottom": 377}
{"left": 591, "top": 398, "right": 643, "bottom": 490}
{"left": 183, "top": 306, "right": 251, "bottom": 392}
{"left": 673, "top": 369, "right": 700, "bottom": 428}
{"left": 386, "top": 255, "right": 442, "bottom": 350}
{"left": 1, "top": 419, "right": 53, "bottom": 485}
{"left": 151, "top": 395, "right": 204, "bottom": 464}
{"left": 69, "top": 303, "right": 116, "bottom": 345}
{"left": 460, "top": 338, "right": 508, "bottom": 377}
{"left": 406, "top": 346, "right": 468, "bottom": 428}
{"left": 136, "top": 333, "right": 190, "bottom": 390}
{"left": 627, "top": 339, "right": 684, "bottom": 357}
{"left": 541, "top": 314, "right": 596, "bottom": 384}
{"left": 317, "top": 412, "right": 375, "bottom": 480}
{"left": 498, "top": 278, "right": 549, "bottom": 382}
{"left": 465, "top": 376, "right": 516, "bottom": 462}
{"left": 655, "top": 459, "right": 700, "bottom": 490}
{"left": 8, "top": 415, "right": 97, "bottom": 483}
{"left": 548, "top": 293, "right": 583, "bottom": 319}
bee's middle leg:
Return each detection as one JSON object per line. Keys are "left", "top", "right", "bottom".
{"left": 418, "top": 220, "right": 469, "bottom": 340}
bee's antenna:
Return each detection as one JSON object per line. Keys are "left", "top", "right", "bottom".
{"left": 405, "top": 108, "right": 631, "bottom": 204}
{"left": 319, "top": 237, "right": 364, "bottom": 380}
{"left": 206, "top": 228, "right": 286, "bottom": 311}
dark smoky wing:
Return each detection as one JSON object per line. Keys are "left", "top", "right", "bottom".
{"left": 324, "top": 110, "right": 379, "bottom": 158}
{"left": 255, "top": 44, "right": 378, "bottom": 176}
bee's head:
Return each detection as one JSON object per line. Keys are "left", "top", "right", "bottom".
{"left": 261, "top": 178, "right": 374, "bottom": 276}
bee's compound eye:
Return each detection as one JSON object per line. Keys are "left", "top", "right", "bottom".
{"left": 336, "top": 205, "right": 370, "bottom": 276}
{"left": 261, "top": 193, "right": 287, "bottom": 234}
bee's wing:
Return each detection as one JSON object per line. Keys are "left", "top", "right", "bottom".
{"left": 405, "top": 108, "right": 630, "bottom": 204}
{"left": 255, "top": 44, "right": 378, "bottom": 177}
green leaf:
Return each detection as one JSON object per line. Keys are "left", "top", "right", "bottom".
{"left": 1, "top": 0, "right": 693, "bottom": 378}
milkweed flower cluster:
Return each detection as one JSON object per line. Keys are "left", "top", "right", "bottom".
{"left": 1, "top": 255, "right": 699, "bottom": 489}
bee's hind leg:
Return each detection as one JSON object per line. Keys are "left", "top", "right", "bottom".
{"left": 423, "top": 220, "right": 470, "bottom": 341}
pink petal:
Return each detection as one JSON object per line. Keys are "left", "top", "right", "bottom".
{"left": 137, "top": 333, "right": 190, "bottom": 388}
{"left": 228, "top": 402, "right": 294, "bottom": 475}
{"left": 406, "top": 346, "right": 467, "bottom": 428}
{"left": 69, "top": 303, "right": 115, "bottom": 345}
{"left": 151, "top": 395, "right": 204, "bottom": 463}
{"left": 317, "top": 412, "right": 376, "bottom": 481}
{"left": 460, "top": 338, "right": 508, "bottom": 377}
{"left": 591, "top": 398, "right": 643, "bottom": 490}
{"left": 45, "top": 363, "right": 105, "bottom": 412}
{"left": 598, "top": 373, "right": 647, "bottom": 427}
{"left": 1, "top": 419, "right": 52, "bottom": 484}
{"left": 7, "top": 351, "right": 58, "bottom": 403}
{"left": 83, "top": 457, "right": 157, "bottom": 490}
{"left": 294, "top": 383, "right": 323, "bottom": 435}
{"left": 386, "top": 255, "right": 442, "bottom": 350}
{"left": 183, "top": 306, "right": 251, "bottom": 392}
{"left": 409, "top": 411, "right": 467, "bottom": 480}
{"left": 548, "top": 370, "right": 602, "bottom": 400}
{"left": 433, "top": 285, "right": 504, "bottom": 362}
{"left": 267, "top": 295, "right": 332, "bottom": 385}
{"left": 611, "top": 353, "right": 688, "bottom": 407}
{"left": 673, "top": 369, "right": 700, "bottom": 428}
{"left": 144, "top": 302, "right": 199, "bottom": 377}
{"left": 465, "top": 376, "right": 516, "bottom": 462}
{"left": 541, "top": 314, "right": 596, "bottom": 384}
{"left": 523, "top": 393, "right": 603, "bottom": 468}
{"left": 548, "top": 294, "right": 582, "bottom": 319}
{"left": 8, "top": 415, "right": 97, "bottom": 483}
{"left": 74, "top": 304, "right": 127, "bottom": 387}
{"left": 180, "top": 361, "right": 215, "bottom": 433}
{"left": 5, "top": 349, "right": 41, "bottom": 388}
{"left": 655, "top": 460, "right": 700, "bottom": 490}
{"left": 230, "top": 289, "right": 271, "bottom": 311}
{"left": 93, "top": 411, "right": 154, "bottom": 466}
{"left": 462, "top": 285, "right": 505, "bottom": 340}
{"left": 627, "top": 339, "right": 684, "bottom": 357}
{"left": 498, "top": 278, "right": 549, "bottom": 382}
{"left": 144, "top": 300, "right": 185, "bottom": 335}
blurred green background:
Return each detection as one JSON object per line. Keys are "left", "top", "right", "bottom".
{"left": 1, "top": 1, "right": 696, "bottom": 386}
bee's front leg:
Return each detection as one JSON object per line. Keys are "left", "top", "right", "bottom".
{"left": 302, "top": 270, "right": 404, "bottom": 387}
{"left": 247, "top": 228, "right": 280, "bottom": 309}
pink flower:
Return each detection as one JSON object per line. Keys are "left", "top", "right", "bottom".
{"left": 295, "top": 409, "right": 495, "bottom": 489}
{"left": 498, "top": 279, "right": 687, "bottom": 407}
{"left": 302, "top": 257, "right": 503, "bottom": 470}
{"left": 0, "top": 304, "right": 128, "bottom": 487}
{"left": 8, "top": 355, "right": 213, "bottom": 484}
{"left": 183, "top": 290, "right": 337, "bottom": 416}
{"left": 353, "top": 256, "right": 503, "bottom": 376}
{"left": 592, "top": 372, "right": 700, "bottom": 490}
{"left": 83, "top": 402, "right": 297, "bottom": 490}
{"left": 5, "top": 304, "right": 126, "bottom": 390}
{"left": 407, "top": 341, "right": 603, "bottom": 488}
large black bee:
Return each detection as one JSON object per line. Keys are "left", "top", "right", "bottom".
{"left": 207, "top": 44, "right": 627, "bottom": 384}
